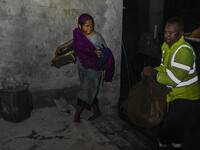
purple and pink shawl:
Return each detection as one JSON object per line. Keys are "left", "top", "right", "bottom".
{"left": 78, "top": 13, "right": 91, "bottom": 25}
{"left": 73, "top": 27, "right": 115, "bottom": 82}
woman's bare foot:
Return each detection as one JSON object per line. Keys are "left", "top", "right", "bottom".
{"left": 88, "top": 111, "right": 102, "bottom": 121}
{"left": 74, "top": 106, "right": 83, "bottom": 123}
{"left": 74, "top": 117, "right": 81, "bottom": 123}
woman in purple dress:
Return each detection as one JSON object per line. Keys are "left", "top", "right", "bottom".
{"left": 56, "top": 13, "right": 115, "bottom": 122}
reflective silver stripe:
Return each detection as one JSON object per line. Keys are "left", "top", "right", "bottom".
{"left": 171, "top": 45, "right": 195, "bottom": 72}
{"left": 167, "top": 45, "right": 197, "bottom": 87}
{"left": 166, "top": 69, "right": 181, "bottom": 84}
{"left": 189, "top": 63, "right": 196, "bottom": 74}
{"left": 159, "top": 143, "right": 168, "bottom": 148}
{"left": 162, "top": 45, "right": 197, "bottom": 88}
{"left": 172, "top": 143, "right": 182, "bottom": 148}
{"left": 158, "top": 138, "right": 168, "bottom": 148}
{"left": 161, "top": 57, "right": 163, "bottom": 62}
{"left": 161, "top": 51, "right": 165, "bottom": 62}
{"left": 171, "top": 45, "right": 194, "bottom": 64}
{"left": 176, "top": 75, "right": 198, "bottom": 87}
{"left": 166, "top": 85, "right": 173, "bottom": 88}
{"left": 189, "top": 68, "right": 195, "bottom": 74}
{"left": 171, "top": 61, "right": 191, "bottom": 71}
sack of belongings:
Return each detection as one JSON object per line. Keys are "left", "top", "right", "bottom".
{"left": 120, "top": 76, "right": 169, "bottom": 129}
{"left": 0, "top": 78, "right": 33, "bottom": 123}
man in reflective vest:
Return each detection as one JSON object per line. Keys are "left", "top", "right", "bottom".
{"left": 142, "top": 17, "right": 200, "bottom": 150}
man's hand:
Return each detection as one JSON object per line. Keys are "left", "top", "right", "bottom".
{"left": 142, "top": 66, "right": 154, "bottom": 77}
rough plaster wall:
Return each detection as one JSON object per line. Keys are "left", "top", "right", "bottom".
{"left": 0, "top": 0, "right": 122, "bottom": 101}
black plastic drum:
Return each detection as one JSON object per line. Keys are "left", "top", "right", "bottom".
{"left": 0, "top": 87, "right": 33, "bottom": 123}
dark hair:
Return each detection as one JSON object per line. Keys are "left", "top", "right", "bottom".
{"left": 166, "top": 17, "right": 184, "bottom": 31}
{"left": 80, "top": 16, "right": 94, "bottom": 26}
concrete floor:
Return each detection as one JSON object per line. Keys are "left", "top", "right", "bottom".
{"left": 0, "top": 88, "right": 157, "bottom": 150}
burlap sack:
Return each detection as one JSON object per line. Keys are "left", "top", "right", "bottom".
{"left": 120, "top": 76, "right": 169, "bottom": 129}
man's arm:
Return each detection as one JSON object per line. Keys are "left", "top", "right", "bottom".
{"left": 156, "top": 47, "right": 194, "bottom": 87}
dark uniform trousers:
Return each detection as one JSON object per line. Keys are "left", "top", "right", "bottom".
{"left": 158, "top": 99, "right": 200, "bottom": 150}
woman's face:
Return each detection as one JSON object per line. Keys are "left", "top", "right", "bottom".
{"left": 79, "top": 19, "right": 94, "bottom": 37}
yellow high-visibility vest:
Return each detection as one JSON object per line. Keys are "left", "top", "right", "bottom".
{"left": 155, "top": 36, "right": 200, "bottom": 106}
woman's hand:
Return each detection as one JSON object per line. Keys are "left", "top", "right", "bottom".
{"left": 55, "top": 40, "right": 73, "bottom": 57}
{"left": 55, "top": 47, "right": 62, "bottom": 56}
{"left": 95, "top": 50, "right": 102, "bottom": 58}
